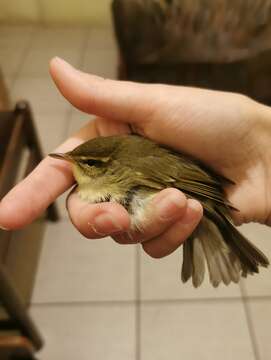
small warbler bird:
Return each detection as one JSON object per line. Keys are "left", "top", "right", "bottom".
{"left": 50, "top": 135, "right": 269, "bottom": 288}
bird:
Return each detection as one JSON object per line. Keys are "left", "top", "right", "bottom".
{"left": 50, "top": 134, "right": 269, "bottom": 288}
{"left": 112, "top": 0, "right": 271, "bottom": 64}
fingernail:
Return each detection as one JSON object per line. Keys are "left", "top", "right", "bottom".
{"left": 156, "top": 194, "right": 186, "bottom": 221}
{"left": 180, "top": 199, "right": 202, "bottom": 225}
{"left": 53, "top": 56, "right": 70, "bottom": 67}
{"left": 188, "top": 199, "right": 202, "bottom": 214}
{"left": 91, "top": 214, "right": 124, "bottom": 236}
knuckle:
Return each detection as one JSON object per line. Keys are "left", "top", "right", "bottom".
{"left": 112, "top": 233, "right": 137, "bottom": 244}
{"left": 80, "top": 230, "right": 104, "bottom": 240}
{"left": 142, "top": 243, "right": 164, "bottom": 259}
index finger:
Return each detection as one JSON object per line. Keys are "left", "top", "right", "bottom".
{"left": 0, "top": 121, "right": 98, "bottom": 230}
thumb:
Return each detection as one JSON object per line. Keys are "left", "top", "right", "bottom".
{"left": 49, "top": 57, "right": 157, "bottom": 126}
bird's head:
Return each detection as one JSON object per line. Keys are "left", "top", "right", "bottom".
{"left": 49, "top": 136, "right": 122, "bottom": 184}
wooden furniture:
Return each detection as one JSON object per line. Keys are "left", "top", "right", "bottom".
{"left": 0, "top": 337, "right": 36, "bottom": 360}
{"left": 0, "top": 101, "right": 58, "bottom": 221}
{"left": 0, "top": 70, "right": 10, "bottom": 111}
{"left": 0, "top": 101, "right": 59, "bottom": 305}
{"left": 0, "top": 101, "right": 60, "bottom": 358}
{"left": 0, "top": 265, "right": 43, "bottom": 359}
{"left": 112, "top": 0, "right": 271, "bottom": 105}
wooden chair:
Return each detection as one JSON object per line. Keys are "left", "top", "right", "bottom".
{"left": 0, "top": 336, "right": 36, "bottom": 360}
{"left": 0, "top": 265, "right": 43, "bottom": 359}
{"left": 112, "top": 0, "right": 271, "bottom": 105}
{"left": 0, "top": 101, "right": 60, "bottom": 358}
{"left": 0, "top": 100, "right": 58, "bottom": 221}
{"left": 0, "top": 101, "right": 59, "bottom": 304}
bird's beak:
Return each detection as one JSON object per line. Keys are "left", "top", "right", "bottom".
{"left": 49, "top": 153, "right": 73, "bottom": 162}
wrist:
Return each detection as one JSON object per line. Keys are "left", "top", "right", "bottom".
{"left": 253, "top": 99, "right": 271, "bottom": 145}
{"left": 253, "top": 100, "right": 271, "bottom": 225}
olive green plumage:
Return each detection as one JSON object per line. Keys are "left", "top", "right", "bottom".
{"left": 50, "top": 135, "right": 269, "bottom": 287}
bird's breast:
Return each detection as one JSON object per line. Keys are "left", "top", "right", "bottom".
{"left": 77, "top": 183, "right": 113, "bottom": 203}
{"left": 77, "top": 179, "right": 158, "bottom": 231}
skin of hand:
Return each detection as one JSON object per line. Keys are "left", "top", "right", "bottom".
{"left": 0, "top": 57, "right": 271, "bottom": 259}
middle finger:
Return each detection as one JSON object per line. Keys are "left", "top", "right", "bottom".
{"left": 113, "top": 188, "right": 188, "bottom": 244}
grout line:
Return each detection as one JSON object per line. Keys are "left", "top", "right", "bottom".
{"left": 31, "top": 300, "right": 136, "bottom": 308}
{"left": 30, "top": 294, "right": 271, "bottom": 308}
{"left": 141, "top": 295, "right": 271, "bottom": 304}
{"left": 135, "top": 245, "right": 141, "bottom": 360}
{"left": 79, "top": 28, "right": 91, "bottom": 69}
{"left": 10, "top": 27, "right": 37, "bottom": 89}
{"left": 240, "top": 279, "right": 248, "bottom": 298}
{"left": 63, "top": 27, "right": 90, "bottom": 139}
{"left": 60, "top": 106, "right": 73, "bottom": 144}
{"left": 240, "top": 282, "right": 261, "bottom": 360}
{"left": 138, "top": 297, "right": 258, "bottom": 305}
{"left": 36, "top": 0, "right": 46, "bottom": 26}
{"left": 242, "top": 295, "right": 271, "bottom": 302}
{"left": 4, "top": 75, "right": 17, "bottom": 92}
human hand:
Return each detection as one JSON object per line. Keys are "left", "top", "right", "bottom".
{"left": 0, "top": 57, "right": 270, "bottom": 258}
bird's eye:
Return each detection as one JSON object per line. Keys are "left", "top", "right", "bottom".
{"left": 83, "top": 159, "right": 103, "bottom": 167}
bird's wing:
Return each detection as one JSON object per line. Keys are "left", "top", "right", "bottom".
{"left": 129, "top": 153, "right": 234, "bottom": 209}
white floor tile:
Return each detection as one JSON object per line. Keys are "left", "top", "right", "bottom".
{"left": 0, "top": 25, "right": 34, "bottom": 51}
{"left": 56, "top": 191, "right": 69, "bottom": 219}
{"left": 34, "top": 112, "right": 69, "bottom": 155}
{"left": 66, "top": 109, "right": 94, "bottom": 137}
{"left": 20, "top": 48, "right": 82, "bottom": 76}
{"left": 3, "top": 75, "right": 16, "bottom": 91}
{"left": 30, "top": 27, "right": 87, "bottom": 51}
{"left": 32, "top": 220, "right": 136, "bottom": 303}
{"left": 11, "top": 76, "right": 71, "bottom": 117}
{"left": 0, "top": 25, "right": 34, "bottom": 76}
{"left": 31, "top": 304, "right": 135, "bottom": 360}
{"left": 0, "top": 48, "right": 25, "bottom": 76}
{"left": 87, "top": 27, "right": 117, "bottom": 50}
{"left": 140, "top": 248, "right": 242, "bottom": 300}
{"left": 140, "top": 222, "right": 271, "bottom": 300}
{"left": 239, "top": 223, "right": 271, "bottom": 297}
{"left": 247, "top": 299, "right": 271, "bottom": 360}
{"left": 82, "top": 48, "right": 118, "bottom": 79}
{"left": 141, "top": 301, "right": 254, "bottom": 360}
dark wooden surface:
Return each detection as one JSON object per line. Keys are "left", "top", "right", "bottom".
{"left": 0, "top": 265, "right": 43, "bottom": 352}
{"left": 0, "top": 112, "right": 25, "bottom": 199}
{"left": 0, "top": 102, "right": 62, "bottom": 357}
{"left": 112, "top": 0, "right": 271, "bottom": 105}
{"left": 0, "top": 102, "right": 59, "bottom": 305}
{"left": 0, "top": 69, "right": 10, "bottom": 111}
{"left": 0, "top": 102, "right": 59, "bottom": 221}
{"left": 0, "top": 336, "right": 37, "bottom": 359}
{"left": 4, "top": 221, "right": 46, "bottom": 303}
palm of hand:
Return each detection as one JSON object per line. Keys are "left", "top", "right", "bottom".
{"left": 0, "top": 57, "right": 270, "bottom": 261}
{"left": 96, "top": 87, "right": 271, "bottom": 226}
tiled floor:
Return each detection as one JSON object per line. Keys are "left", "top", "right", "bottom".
{"left": 1, "top": 25, "right": 271, "bottom": 360}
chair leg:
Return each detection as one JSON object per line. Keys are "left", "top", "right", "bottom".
{"left": 23, "top": 144, "right": 60, "bottom": 223}
{"left": 46, "top": 203, "right": 59, "bottom": 222}
{"left": 15, "top": 101, "right": 60, "bottom": 222}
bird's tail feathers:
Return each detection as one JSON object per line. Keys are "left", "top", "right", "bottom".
{"left": 181, "top": 217, "right": 269, "bottom": 287}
